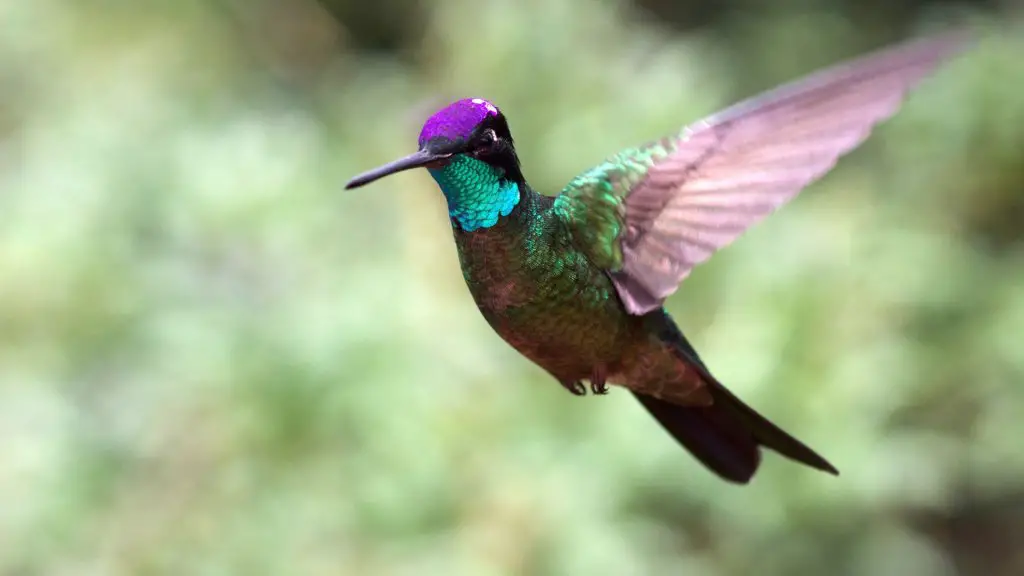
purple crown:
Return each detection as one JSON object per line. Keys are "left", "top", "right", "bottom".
{"left": 418, "top": 98, "right": 500, "bottom": 147}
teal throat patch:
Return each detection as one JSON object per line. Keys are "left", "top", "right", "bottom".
{"left": 429, "top": 155, "right": 520, "bottom": 232}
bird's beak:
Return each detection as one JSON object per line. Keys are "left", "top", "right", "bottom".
{"left": 345, "top": 148, "right": 453, "bottom": 189}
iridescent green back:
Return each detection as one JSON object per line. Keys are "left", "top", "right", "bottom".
{"left": 552, "top": 136, "right": 679, "bottom": 271}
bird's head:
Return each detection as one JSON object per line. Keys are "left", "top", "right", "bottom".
{"left": 345, "top": 98, "right": 523, "bottom": 189}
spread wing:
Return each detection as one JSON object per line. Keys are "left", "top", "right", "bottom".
{"left": 553, "top": 32, "right": 970, "bottom": 315}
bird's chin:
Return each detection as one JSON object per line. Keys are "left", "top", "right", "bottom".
{"left": 424, "top": 158, "right": 452, "bottom": 169}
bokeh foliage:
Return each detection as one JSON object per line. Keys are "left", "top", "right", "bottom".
{"left": 1, "top": 0, "right": 1022, "bottom": 574}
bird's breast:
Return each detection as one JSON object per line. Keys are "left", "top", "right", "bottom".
{"left": 451, "top": 216, "right": 629, "bottom": 377}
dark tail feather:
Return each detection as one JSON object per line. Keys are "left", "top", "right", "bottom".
{"left": 638, "top": 312, "right": 839, "bottom": 483}
{"left": 633, "top": 386, "right": 838, "bottom": 483}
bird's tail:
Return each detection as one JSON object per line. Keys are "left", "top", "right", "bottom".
{"left": 635, "top": 312, "right": 838, "bottom": 484}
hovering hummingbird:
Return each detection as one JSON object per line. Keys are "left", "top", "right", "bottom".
{"left": 346, "top": 34, "right": 968, "bottom": 483}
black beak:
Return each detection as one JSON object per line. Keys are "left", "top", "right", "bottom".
{"left": 345, "top": 148, "right": 452, "bottom": 189}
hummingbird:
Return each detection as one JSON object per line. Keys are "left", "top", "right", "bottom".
{"left": 345, "top": 33, "right": 968, "bottom": 483}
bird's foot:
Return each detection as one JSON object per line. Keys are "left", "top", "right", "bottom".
{"left": 561, "top": 380, "right": 587, "bottom": 396}
{"left": 590, "top": 380, "right": 608, "bottom": 395}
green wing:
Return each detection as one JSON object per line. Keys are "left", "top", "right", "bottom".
{"left": 553, "top": 32, "right": 968, "bottom": 315}
{"left": 552, "top": 137, "right": 678, "bottom": 271}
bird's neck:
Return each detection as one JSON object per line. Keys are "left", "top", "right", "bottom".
{"left": 428, "top": 155, "right": 521, "bottom": 232}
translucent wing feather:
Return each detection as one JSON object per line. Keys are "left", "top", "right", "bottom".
{"left": 555, "top": 32, "right": 970, "bottom": 314}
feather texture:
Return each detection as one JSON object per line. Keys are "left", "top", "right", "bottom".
{"left": 556, "top": 32, "right": 970, "bottom": 314}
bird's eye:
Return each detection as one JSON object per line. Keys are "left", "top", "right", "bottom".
{"left": 474, "top": 129, "right": 498, "bottom": 153}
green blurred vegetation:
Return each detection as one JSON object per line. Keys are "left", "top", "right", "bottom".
{"left": 1, "top": 0, "right": 1023, "bottom": 574}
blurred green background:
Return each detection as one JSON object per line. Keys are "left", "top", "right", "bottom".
{"left": 2, "top": 0, "right": 1023, "bottom": 574}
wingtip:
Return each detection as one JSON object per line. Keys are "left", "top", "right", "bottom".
{"left": 919, "top": 27, "right": 977, "bottom": 57}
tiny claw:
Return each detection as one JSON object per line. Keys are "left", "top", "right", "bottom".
{"left": 590, "top": 366, "right": 608, "bottom": 395}
{"left": 561, "top": 380, "right": 587, "bottom": 396}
